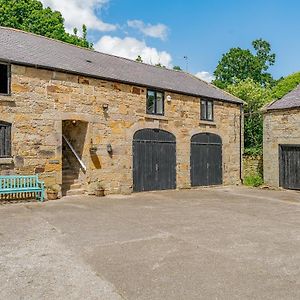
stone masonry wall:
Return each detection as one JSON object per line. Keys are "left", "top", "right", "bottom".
{"left": 263, "top": 109, "right": 300, "bottom": 187}
{"left": 0, "top": 64, "right": 242, "bottom": 194}
{"left": 243, "top": 155, "right": 263, "bottom": 178}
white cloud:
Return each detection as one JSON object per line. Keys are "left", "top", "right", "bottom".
{"left": 127, "top": 20, "right": 168, "bottom": 40}
{"left": 95, "top": 36, "right": 172, "bottom": 67}
{"left": 195, "top": 71, "right": 215, "bottom": 83}
{"left": 40, "top": 0, "right": 116, "bottom": 33}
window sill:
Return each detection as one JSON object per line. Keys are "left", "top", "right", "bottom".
{"left": 138, "top": 113, "right": 169, "bottom": 121}
{"left": 0, "top": 94, "right": 13, "bottom": 101}
{"left": 0, "top": 157, "right": 14, "bottom": 165}
{"left": 199, "top": 120, "right": 216, "bottom": 126}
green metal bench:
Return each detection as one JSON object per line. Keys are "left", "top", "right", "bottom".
{"left": 0, "top": 175, "right": 45, "bottom": 202}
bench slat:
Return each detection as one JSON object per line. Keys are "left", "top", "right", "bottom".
{"left": 0, "top": 188, "right": 42, "bottom": 192}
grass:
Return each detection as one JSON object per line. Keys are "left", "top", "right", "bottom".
{"left": 243, "top": 174, "right": 264, "bottom": 187}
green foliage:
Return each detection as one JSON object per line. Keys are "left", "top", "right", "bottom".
{"left": 155, "top": 63, "right": 166, "bottom": 68}
{"left": 244, "top": 147, "right": 263, "bottom": 156}
{"left": 173, "top": 66, "right": 182, "bottom": 71}
{"left": 226, "top": 78, "right": 272, "bottom": 151}
{"left": 0, "top": 0, "right": 92, "bottom": 48}
{"left": 271, "top": 72, "right": 300, "bottom": 100}
{"left": 213, "top": 39, "right": 275, "bottom": 89}
{"left": 135, "top": 55, "right": 143, "bottom": 63}
{"left": 46, "top": 184, "right": 60, "bottom": 192}
{"left": 243, "top": 174, "right": 263, "bottom": 187}
{"left": 252, "top": 39, "right": 276, "bottom": 71}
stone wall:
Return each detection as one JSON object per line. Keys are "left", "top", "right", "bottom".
{"left": 243, "top": 155, "right": 263, "bottom": 178}
{"left": 263, "top": 109, "right": 300, "bottom": 187}
{"left": 0, "top": 64, "right": 242, "bottom": 194}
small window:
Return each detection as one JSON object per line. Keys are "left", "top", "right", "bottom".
{"left": 0, "top": 121, "right": 12, "bottom": 157}
{"left": 147, "top": 90, "right": 164, "bottom": 115}
{"left": 200, "top": 99, "right": 214, "bottom": 121}
{"left": 0, "top": 63, "right": 10, "bottom": 95}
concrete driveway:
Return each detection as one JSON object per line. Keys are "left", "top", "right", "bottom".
{"left": 1, "top": 186, "right": 300, "bottom": 300}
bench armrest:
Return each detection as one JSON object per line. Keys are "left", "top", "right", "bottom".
{"left": 36, "top": 179, "right": 45, "bottom": 189}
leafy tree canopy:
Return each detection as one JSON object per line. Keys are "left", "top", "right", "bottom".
{"left": 271, "top": 72, "right": 300, "bottom": 100}
{"left": 155, "top": 63, "right": 166, "bottom": 68}
{"left": 226, "top": 78, "right": 272, "bottom": 154}
{"left": 0, "top": 0, "right": 92, "bottom": 48}
{"left": 135, "top": 55, "right": 143, "bottom": 63}
{"left": 173, "top": 66, "right": 182, "bottom": 71}
{"left": 213, "top": 39, "right": 275, "bottom": 89}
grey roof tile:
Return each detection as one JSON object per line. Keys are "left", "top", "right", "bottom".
{"left": 267, "top": 84, "right": 300, "bottom": 110}
{"left": 0, "top": 27, "right": 242, "bottom": 104}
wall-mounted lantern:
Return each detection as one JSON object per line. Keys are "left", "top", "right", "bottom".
{"left": 166, "top": 95, "right": 172, "bottom": 102}
{"left": 102, "top": 103, "right": 109, "bottom": 111}
{"left": 89, "top": 145, "right": 97, "bottom": 154}
{"left": 106, "top": 143, "right": 113, "bottom": 154}
{"left": 89, "top": 139, "right": 98, "bottom": 154}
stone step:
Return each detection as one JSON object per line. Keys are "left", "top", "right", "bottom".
{"left": 69, "top": 182, "right": 82, "bottom": 190}
{"left": 62, "top": 167, "right": 71, "bottom": 171}
{"left": 62, "top": 162, "right": 71, "bottom": 168}
{"left": 62, "top": 170, "right": 76, "bottom": 175}
{"left": 66, "top": 188, "right": 85, "bottom": 196}
{"left": 62, "top": 173, "right": 78, "bottom": 180}
{"left": 63, "top": 172, "right": 77, "bottom": 177}
{"left": 62, "top": 178, "right": 81, "bottom": 186}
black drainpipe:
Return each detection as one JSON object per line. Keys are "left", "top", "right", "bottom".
{"left": 240, "top": 104, "right": 243, "bottom": 183}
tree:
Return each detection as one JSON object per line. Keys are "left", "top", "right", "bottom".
{"left": 173, "top": 66, "right": 182, "bottom": 71}
{"left": 213, "top": 39, "right": 275, "bottom": 89}
{"left": 0, "top": 0, "right": 93, "bottom": 48}
{"left": 155, "top": 63, "right": 166, "bottom": 68}
{"left": 271, "top": 72, "right": 300, "bottom": 100}
{"left": 135, "top": 55, "right": 143, "bottom": 63}
{"left": 226, "top": 78, "right": 272, "bottom": 154}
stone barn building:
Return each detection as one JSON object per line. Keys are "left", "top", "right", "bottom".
{"left": 264, "top": 84, "right": 300, "bottom": 190}
{"left": 0, "top": 27, "right": 243, "bottom": 196}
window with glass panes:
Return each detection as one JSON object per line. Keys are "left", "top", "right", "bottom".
{"left": 0, "top": 121, "right": 12, "bottom": 157}
{"left": 0, "top": 63, "right": 10, "bottom": 95}
{"left": 200, "top": 99, "right": 214, "bottom": 121}
{"left": 147, "top": 90, "right": 164, "bottom": 115}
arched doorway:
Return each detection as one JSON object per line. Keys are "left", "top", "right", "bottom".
{"left": 133, "top": 129, "right": 176, "bottom": 192}
{"left": 190, "top": 133, "right": 222, "bottom": 186}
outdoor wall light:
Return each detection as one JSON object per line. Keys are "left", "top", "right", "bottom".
{"left": 89, "top": 139, "right": 98, "bottom": 154}
{"left": 106, "top": 144, "right": 113, "bottom": 153}
{"left": 89, "top": 145, "right": 98, "bottom": 154}
{"left": 102, "top": 103, "right": 109, "bottom": 111}
{"left": 72, "top": 120, "right": 77, "bottom": 126}
{"left": 166, "top": 95, "right": 172, "bottom": 102}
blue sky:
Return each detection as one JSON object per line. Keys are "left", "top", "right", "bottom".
{"left": 41, "top": 0, "right": 300, "bottom": 81}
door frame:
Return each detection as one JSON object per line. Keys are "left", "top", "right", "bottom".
{"left": 190, "top": 132, "right": 223, "bottom": 187}
{"left": 132, "top": 128, "right": 176, "bottom": 192}
{"left": 279, "top": 144, "right": 300, "bottom": 190}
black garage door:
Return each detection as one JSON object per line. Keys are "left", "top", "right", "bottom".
{"left": 279, "top": 145, "right": 300, "bottom": 190}
{"left": 191, "top": 133, "right": 222, "bottom": 187}
{"left": 133, "top": 129, "right": 176, "bottom": 192}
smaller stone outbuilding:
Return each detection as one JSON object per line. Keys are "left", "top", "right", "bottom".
{"left": 263, "top": 84, "right": 300, "bottom": 190}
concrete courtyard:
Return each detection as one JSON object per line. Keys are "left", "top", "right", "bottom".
{"left": 1, "top": 186, "right": 300, "bottom": 300}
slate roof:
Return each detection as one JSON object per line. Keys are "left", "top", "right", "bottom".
{"left": 267, "top": 84, "right": 300, "bottom": 110}
{"left": 0, "top": 27, "right": 242, "bottom": 104}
